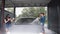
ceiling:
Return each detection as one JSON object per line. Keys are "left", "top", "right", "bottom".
{"left": 0, "top": 0, "right": 51, "bottom": 7}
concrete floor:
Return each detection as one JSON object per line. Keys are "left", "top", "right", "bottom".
{"left": 7, "top": 24, "right": 57, "bottom": 34}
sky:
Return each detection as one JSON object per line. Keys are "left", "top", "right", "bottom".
{"left": 16, "top": 7, "right": 24, "bottom": 17}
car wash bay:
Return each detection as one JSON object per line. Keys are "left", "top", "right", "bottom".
{"left": 0, "top": 0, "right": 60, "bottom": 34}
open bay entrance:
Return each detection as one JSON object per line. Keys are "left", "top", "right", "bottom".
{"left": 0, "top": 0, "right": 60, "bottom": 34}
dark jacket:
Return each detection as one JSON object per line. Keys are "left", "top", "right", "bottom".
{"left": 39, "top": 16, "right": 45, "bottom": 23}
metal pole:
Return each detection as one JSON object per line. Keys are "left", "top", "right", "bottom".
{"left": 2, "top": 0, "right": 5, "bottom": 24}
{"left": 1, "top": 0, "right": 5, "bottom": 34}
{"left": 14, "top": 6, "right": 16, "bottom": 18}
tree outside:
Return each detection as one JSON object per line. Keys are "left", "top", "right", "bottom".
{"left": 16, "top": 7, "right": 48, "bottom": 24}
{"left": 18, "top": 7, "right": 46, "bottom": 18}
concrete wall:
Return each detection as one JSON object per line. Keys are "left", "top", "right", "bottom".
{"left": 57, "top": 5, "right": 60, "bottom": 34}
{"left": 48, "top": 6, "right": 59, "bottom": 33}
{"left": 48, "top": 0, "right": 60, "bottom": 34}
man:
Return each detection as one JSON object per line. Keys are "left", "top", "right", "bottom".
{"left": 39, "top": 13, "right": 45, "bottom": 34}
